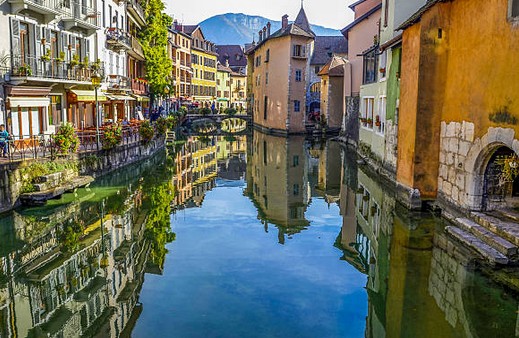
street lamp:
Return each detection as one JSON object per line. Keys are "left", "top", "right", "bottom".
{"left": 91, "top": 72, "right": 102, "bottom": 150}
{"left": 164, "top": 85, "right": 170, "bottom": 115}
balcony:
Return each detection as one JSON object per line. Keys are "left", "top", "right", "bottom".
{"left": 9, "top": 0, "right": 61, "bottom": 23}
{"left": 7, "top": 54, "right": 105, "bottom": 84}
{"left": 131, "top": 78, "right": 148, "bottom": 95}
{"left": 61, "top": 1, "right": 100, "bottom": 35}
{"left": 106, "top": 28, "right": 131, "bottom": 52}
{"left": 126, "top": 0, "right": 146, "bottom": 26}
{"left": 107, "top": 74, "right": 130, "bottom": 90}
{"left": 127, "top": 36, "right": 145, "bottom": 61}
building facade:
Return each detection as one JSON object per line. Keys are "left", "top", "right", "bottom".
{"left": 246, "top": 7, "right": 315, "bottom": 134}
{"left": 216, "top": 63, "right": 231, "bottom": 110}
{"left": 169, "top": 23, "right": 192, "bottom": 106}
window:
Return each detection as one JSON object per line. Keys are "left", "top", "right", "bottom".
{"left": 379, "top": 50, "right": 387, "bottom": 79}
{"left": 264, "top": 96, "right": 268, "bottom": 120}
{"left": 101, "top": 0, "right": 105, "bottom": 27}
{"left": 314, "top": 66, "right": 320, "bottom": 74}
{"left": 295, "top": 69, "right": 302, "bottom": 82}
{"left": 265, "top": 72, "right": 269, "bottom": 85}
{"left": 293, "top": 184, "right": 300, "bottom": 196}
{"left": 265, "top": 49, "right": 270, "bottom": 62}
{"left": 362, "top": 48, "right": 378, "bottom": 84}
{"left": 294, "top": 100, "right": 301, "bottom": 112}
{"left": 511, "top": 0, "right": 519, "bottom": 17}
{"left": 293, "top": 155, "right": 299, "bottom": 167}
{"left": 361, "top": 97, "right": 374, "bottom": 129}
{"left": 376, "top": 96, "right": 386, "bottom": 134}
{"left": 292, "top": 44, "right": 305, "bottom": 57}
{"left": 216, "top": 79, "right": 220, "bottom": 85}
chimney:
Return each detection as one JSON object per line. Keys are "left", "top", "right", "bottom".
{"left": 259, "top": 30, "right": 263, "bottom": 42}
{"left": 262, "top": 27, "right": 267, "bottom": 40}
{"left": 282, "top": 15, "right": 289, "bottom": 29}
{"left": 267, "top": 22, "right": 271, "bottom": 37}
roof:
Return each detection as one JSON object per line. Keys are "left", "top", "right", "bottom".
{"left": 341, "top": 3, "right": 382, "bottom": 36}
{"left": 294, "top": 6, "right": 314, "bottom": 36}
{"left": 349, "top": 0, "right": 368, "bottom": 10}
{"left": 311, "top": 36, "right": 348, "bottom": 65}
{"left": 397, "top": 0, "right": 445, "bottom": 31}
{"left": 217, "top": 63, "right": 232, "bottom": 73}
{"left": 246, "top": 7, "right": 315, "bottom": 54}
{"left": 182, "top": 25, "right": 199, "bottom": 35}
{"left": 216, "top": 45, "right": 247, "bottom": 68}
{"left": 318, "top": 56, "right": 348, "bottom": 77}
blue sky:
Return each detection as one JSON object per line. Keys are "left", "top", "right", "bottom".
{"left": 165, "top": 0, "right": 355, "bottom": 30}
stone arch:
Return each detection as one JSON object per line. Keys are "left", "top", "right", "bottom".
{"left": 463, "top": 127, "right": 518, "bottom": 210}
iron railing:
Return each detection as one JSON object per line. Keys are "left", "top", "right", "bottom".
{"left": 107, "top": 74, "right": 130, "bottom": 90}
{"left": 1, "top": 126, "right": 150, "bottom": 163}
{"left": 9, "top": 55, "right": 105, "bottom": 82}
{"left": 126, "top": 0, "right": 145, "bottom": 23}
{"left": 106, "top": 28, "right": 131, "bottom": 50}
{"left": 60, "top": 1, "right": 99, "bottom": 28}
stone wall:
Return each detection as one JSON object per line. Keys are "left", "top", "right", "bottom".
{"left": 384, "top": 120, "right": 398, "bottom": 174}
{"left": 0, "top": 138, "right": 165, "bottom": 214}
{"left": 343, "top": 95, "right": 359, "bottom": 145}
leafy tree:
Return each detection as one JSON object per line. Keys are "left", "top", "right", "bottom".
{"left": 140, "top": 0, "right": 173, "bottom": 105}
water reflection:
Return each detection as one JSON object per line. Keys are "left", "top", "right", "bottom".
{"left": 0, "top": 131, "right": 518, "bottom": 337}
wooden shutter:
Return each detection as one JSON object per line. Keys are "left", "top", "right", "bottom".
{"left": 10, "top": 18, "right": 20, "bottom": 68}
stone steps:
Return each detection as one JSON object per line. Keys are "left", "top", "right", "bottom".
{"left": 445, "top": 226, "right": 509, "bottom": 265}
{"left": 471, "top": 212, "right": 519, "bottom": 247}
{"left": 454, "top": 217, "right": 517, "bottom": 256}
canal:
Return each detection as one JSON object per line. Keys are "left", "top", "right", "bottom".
{"left": 0, "top": 131, "right": 518, "bottom": 337}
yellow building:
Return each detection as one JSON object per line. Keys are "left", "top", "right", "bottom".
{"left": 216, "top": 63, "right": 232, "bottom": 110}
{"left": 230, "top": 72, "right": 247, "bottom": 112}
{"left": 246, "top": 6, "right": 315, "bottom": 134}
{"left": 183, "top": 25, "right": 217, "bottom": 107}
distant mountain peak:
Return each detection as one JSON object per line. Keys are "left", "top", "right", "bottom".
{"left": 199, "top": 13, "right": 341, "bottom": 46}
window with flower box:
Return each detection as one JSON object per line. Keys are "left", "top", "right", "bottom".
{"left": 360, "top": 97, "right": 374, "bottom": 129}
{"left": 376, "top": 96, "right": 386, "bottom": 134}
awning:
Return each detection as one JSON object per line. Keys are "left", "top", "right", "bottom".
{"left": 8, "top": 96, "right": 50, "bottom": 108}
{"left": 70, "top": 90, "right": 107, "bottom": 102}
{"left": 131, "top": 94, "right": 150, "bottom": 102}
{"left": 217, "top": 98, "right": 229, "bottom": 102}
{"left": 106, "top": 94, "right": 136, "bottom": 101}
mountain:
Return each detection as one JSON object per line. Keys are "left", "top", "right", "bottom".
{"left": 199, "top": 13, "right": 341, "bottom": 45}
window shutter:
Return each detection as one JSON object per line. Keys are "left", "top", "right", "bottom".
{"left": 34, "top": 25, "right": 42, "bottom": 60}
{"left": 10, "top": 18, "right": 21, "bottom": 65}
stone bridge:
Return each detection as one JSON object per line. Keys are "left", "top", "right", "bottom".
{"left": 181, "top": 114, "right": 252, "bottom": 127}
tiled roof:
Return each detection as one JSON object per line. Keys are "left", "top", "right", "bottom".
{"left": 397, "top": 0, "right": 445, "bottom": 31}
{"left": 246, "top": 23, "right": 315, "bottom": 54}
{"left": 318, "top": 56, "right": 348, "bottom": 76}
{"left": 182, "top": 25, "right": 199, "bottom": 35}
{"left": 341, "top": 3, "right": 382, "bottom": 36}
{"left": 217, "top": 63, "right": 232, "bottom": 72}
{"left": 294, "top": 7, "right": 315, "bottom": 36}
{"left": 216, "top": 45, "right": 247, "bottom": 68}
{"left": 311, "top": 36, "right": 348, "bottom": 65}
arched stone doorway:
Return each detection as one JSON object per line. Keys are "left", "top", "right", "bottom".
{"left": 482, "top": 146, "right": 519, "bottom": 211}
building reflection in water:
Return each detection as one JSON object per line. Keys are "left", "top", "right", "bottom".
{"left": 336, "top": 143, "right": 519, "bottom": 338}
{"left": 0, "top": 154, "right": 175, "bottom": 337}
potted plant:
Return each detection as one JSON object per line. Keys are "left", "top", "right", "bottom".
{"left": 366, "top": 118, "right": 373, "bottom": 125}
{"left": 360, "top": 117, "right": 367, "bottom": 123}
{"left": 56, "top": 51, "right": 66, "bottom": 63}
{"left": 82, "top": 56, "right": 89, "bottom": 68}
{"left": 70, "top": 54, "right": 79, "bottom": 67}
{"left": 101, "top": 123, "right": 122, "bottom": 150}
{"left": 375, "top": 115, "right": 381, "bottom": 127}
{"left": 40, "top": 50, "right": 51, "bottom": 62}
{"left": 17, "top": 64, "right": 32, "bottom": 76}
{"left": 379, "top": 67, "right": 386, "bottom": 75}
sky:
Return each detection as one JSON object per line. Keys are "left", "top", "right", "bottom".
{"left": 164, "top": 0, "right": 355, "bottom": 30}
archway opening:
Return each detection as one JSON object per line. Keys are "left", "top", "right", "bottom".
{"left": 482, "top": 146, "right": 519, "bottom": 210}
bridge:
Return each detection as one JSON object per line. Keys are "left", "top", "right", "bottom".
{"left": 181, "top": 114, "right": 252, "bottom": 127}
{"left": 180, "top": 114, "right": 253, "bottom": 136}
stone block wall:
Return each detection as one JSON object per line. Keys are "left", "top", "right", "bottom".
{"left": 384, "top": 120, "right": 398, "bottom": 174}
{"left": 437, "top": 121, "right": 476, "bottom": 209}
{"left": 343, "top": 96, "right": 359, "bottom": 145}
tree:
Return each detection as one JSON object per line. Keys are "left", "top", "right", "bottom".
{"left": 140, "top": 0, "right": 172, "bottom": 106}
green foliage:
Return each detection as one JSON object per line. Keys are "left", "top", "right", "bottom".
{"left": 58, "top": 221, "right": 83, "bottom": 253}
{"left": 155, "top": 116, "right": 178, "bottom": 135}
{"left": 224, "top": 107, "right": 237, "bottom": 116}
{"left": 139, "top": 120, "right": 155, "bottom": 144}
{"left": 20, "top": 160, "right": 79, "bottom": 193}
{"left": 178, "top": 106, "right": 188, "bottom": 115}
{"left": 496, "top": 154, "right": 519, "bottom": 184}
{"left": 53, "top": 123, "right": 79, "bottom": 155}
{"left": 101, "top": 123, "right": 122, "bottom": 150}
{"left": 200, "top": 107, "right": 212, "bottom": 116}
{"left": 489, "top": 104, "right": 517, "bottom": 125}
{"left": 139, "top": 0, "right": 173, "bottom": 97}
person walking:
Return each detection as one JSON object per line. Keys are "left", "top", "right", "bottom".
{"left": 0, "top": 124, "right": 9, "bottom": 157}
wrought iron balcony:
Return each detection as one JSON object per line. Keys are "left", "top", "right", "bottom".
{"left": 61, "top": 1, "right": 100, "bottom": 35}
{"left": 8, "top": 54, "right": 105, "bottom": 84}
{"left": 131, "top": 78, "right": 148, "bottom": 95}
{"left": 106, "top": 28, "right": 131, "bottom": 52}
{"left": 107, "top": 74, "right": 130, "bottom": 90}
{"left": 126, "top": 0, "right": 146, "bottom": 26}
{"left": 9, "top": 0, "right": 61, "bottom": 23}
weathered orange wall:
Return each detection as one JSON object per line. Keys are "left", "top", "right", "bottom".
{"left": 398, "top": 0, "right": 519, "bottom": 198}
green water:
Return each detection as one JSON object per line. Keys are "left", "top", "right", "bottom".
{"left": 0, "top": 132, "right": 517, "bottom": 338}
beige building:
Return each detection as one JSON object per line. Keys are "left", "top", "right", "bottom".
{"left": 230, "top": 71, "right": 247, "bottom": 112}
{"left": 246, "top": 6, "right": 315, "bottom": 134}
{"left": 169, "top": 23, "right": 193, "bottom": 102}
{"left": 319, "top": 56, "right": 349, "bottom": 131}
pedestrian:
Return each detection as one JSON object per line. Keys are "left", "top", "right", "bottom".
{"left": 0, "top": 124, "right": 9, "bottom": 158}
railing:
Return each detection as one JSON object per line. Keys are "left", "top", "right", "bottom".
{"left": 106, "top": 28, "right": 131, "bottom": 50}
{"left": 107, "top": 74, "right": 130, "bottom": 89}
{"left": 131, "top": 78, "right": 148, "bottom": 94}
{"left": 9, "top": 55, "right": 105, "bottom": 82}
{"left": 60, "top": 1, "right": 99, "bottom": 28}
{"left": 130, "top": 36, "right": 144, "bottom": 58}
{"left": 126, "top": 0, "right": 145, "bottom": 22}
{"left": 1, "top": 126, "right": 149, "bottom": 163}
{"left": 9, "top": 0, "right": 61, "bottom": 13}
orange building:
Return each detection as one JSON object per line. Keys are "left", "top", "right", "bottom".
{"left": 246, "top": 6, "right": 315, "bottom": 134}
{"left": 397, "top": 0, "right": 519, "bottom": 211}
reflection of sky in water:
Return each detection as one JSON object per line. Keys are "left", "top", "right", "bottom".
{"left": 133, "top": 181, "right": 368, "bottom": 338}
